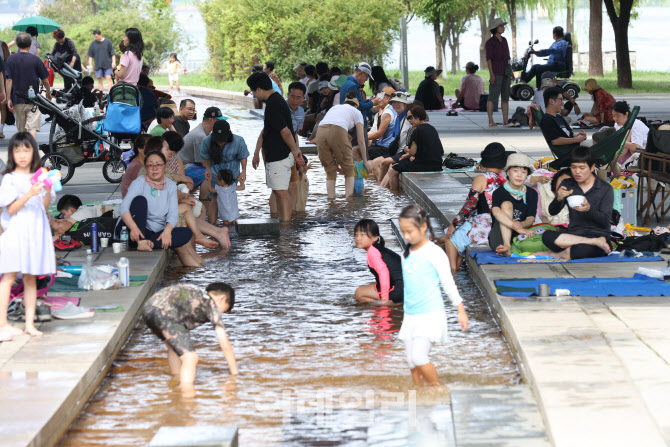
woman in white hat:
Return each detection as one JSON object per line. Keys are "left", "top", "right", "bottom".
{"left": 489, "top": 153, "right": 538, "bottom": 256}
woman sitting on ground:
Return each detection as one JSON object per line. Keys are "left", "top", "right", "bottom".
{"left": 116, "top": 150, "right": 203, "bottom": 267}
{"left": 581, "top": 79, "right": 616, "bottom": 126}
{"left": 611, "top": 100, "right": 649, "bottom": 174}
{"left": 121, "top": 134, "right": 151, "bottom": 198}
{"left": 440, "top": 143, "right": 508, "bottom": 274}
{"left": 383, "top": 103, "right": 444, "bottom": 191}
{"left": 489, "top": 153, "right": 538, "bottom": 257}
{"left": 453, "top": 62, "right": 485, "bottom": 111}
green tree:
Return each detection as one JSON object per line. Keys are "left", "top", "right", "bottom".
{"left": 604, "top": 0, "right": 635, "bottom": 88}
{"left": 200, "top": 0, "right": 403, "bottom": 81}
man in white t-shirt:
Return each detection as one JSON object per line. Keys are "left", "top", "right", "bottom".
{"left": 314, "top": 96, "right": 366, "bottom": 199}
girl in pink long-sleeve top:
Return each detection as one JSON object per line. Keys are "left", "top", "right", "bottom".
{"left": 354, "top": 219, "right": 404, "bottom": 305}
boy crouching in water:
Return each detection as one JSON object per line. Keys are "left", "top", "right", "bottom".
{"left": 143, "top": 283, "right": 238, "bottom": 391}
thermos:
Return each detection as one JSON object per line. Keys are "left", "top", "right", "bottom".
{"left": 91, "top": 222, "right": 99, "bottom": 252}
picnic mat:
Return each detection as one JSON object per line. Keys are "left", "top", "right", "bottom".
{"left": 495, "top": 274, "right": 670, "bottom": 297}
{"left": 471, "top": 250, "right": 663, "bottom": 265}
{"left": 50, "top": 274, "right": 149, "bottom": 292}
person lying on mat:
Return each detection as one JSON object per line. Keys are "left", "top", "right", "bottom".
{"left": 488, "top": 153, "right": 538, "bottom": 257}
{"left": 535, "top": 147, "right": 613, "bottom": 260}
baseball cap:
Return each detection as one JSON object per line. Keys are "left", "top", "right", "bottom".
{"left": 357, "top": 62, "right": 374, "bottom": 80}
{"left": 203, "top": 107, "right": 227, "bottom": 121}
{"left": 541, "top": 71, "right": 557, "bottom": 80}
{"left": 318, "top": 81, "right": 330, "bottom": 90}
{"left": 211, "top": 120, "right": 231, "bottom": 143}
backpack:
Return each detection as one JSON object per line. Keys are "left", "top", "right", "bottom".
{"left": 443, "top": 154, "right": 475, "bottom": 169}
{"left": 388, "top": 77, "right": 406, "bottom": 92}
{"left": 510, "top": 106, "right": 529, "bottom": 126}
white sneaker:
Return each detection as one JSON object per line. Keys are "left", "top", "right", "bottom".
{"left": 52, "top": 302, "right": 94, "bottom": 320}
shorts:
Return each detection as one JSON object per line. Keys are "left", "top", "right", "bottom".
{"left": 368, "top": 145, "right": 389, "bottom": 160}
{"left": 95, "top": 67, "right": 113, "bottom": 78}
{"left": 374, "top": 284, "right": 404, "bottom": 303}
{"left": 266, "top": 152, "right": 294, "bottom": 191}
{"left": 14, "top": 103, "right": 41, "bottom": 132}
{"left": 185, "top": 164, "right": 205, "bottom": 188}
{"left": 354, "top": 178, "right": 364, "bottom": 195}
{"left": 488, "top": 74, "right": 510, "bottom": 103}
{"left": 449, "top": 221, "right": 473, "bottom": 256}
{"left": 542, "top": 230, "right": 610, "bottom": 260}
{"left": 316, "top": 124, "right": 355, "bottom": 180}
{"left": 392, "top": 159, "right": 442, "bottom": 174}
{"left": 168, "top": 73, "right": 180, "bottom": 82}
{"left": 488, "top": 220, "right": 518, "bottom": 249}
{"left": 143, "top": 307, "right": 193, "bottom": 356}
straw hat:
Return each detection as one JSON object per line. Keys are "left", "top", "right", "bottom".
{"left": 585, "top": 78, "right": 601, "bottom": 91}
{"left": 504, "top": 152, "right": 534, "bottom": 172}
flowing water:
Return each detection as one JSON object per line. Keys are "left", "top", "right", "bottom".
{"left": 59, "top": 101, "right": 519, "bottom": 446}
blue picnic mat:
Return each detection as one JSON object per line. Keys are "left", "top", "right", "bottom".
{"left": 495, "top": 274, "right": 670, "bottom": 297}
{"left": 471, "top": 250, "right": 663, "bottom": 265}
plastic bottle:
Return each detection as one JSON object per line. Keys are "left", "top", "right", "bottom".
{"left": 117, "top": 257, "right": 130, "bottom": 287}
{"left": 28, "top": 86, "right": 35, "bottom": 98}
{"left": 120, "top": 226, "right": 129, "bottom": 251}
{"left": 91, "top": 222, "right": 99, "bottom": 253}
{"left": 87, "top": 65, "right": 92, "bottom": 74}
{"left": 93, "top": 104, "right": 100, "bottom": 117}
{"left": 449, "top": 98, "right": 453, "bottom": 108}
{"left": 86, "top": 249, "right": 94, "bottom": 266}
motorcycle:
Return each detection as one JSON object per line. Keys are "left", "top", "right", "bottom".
{"left": 509, "top": 35, "right": 581, "bottom": 102}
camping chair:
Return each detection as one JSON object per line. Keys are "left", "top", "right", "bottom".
{"left": 533, "top": 106, "right": 639, "bottom": 168}
{"left": 637, "top": 126, "right": 670, "bottom": 225}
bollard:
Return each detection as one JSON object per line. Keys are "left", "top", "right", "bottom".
{"left": 148, "top": 425, "right": 238, "bottom": 447}
{"left": 235, "top": 218, "right": 280, "bottom": 236}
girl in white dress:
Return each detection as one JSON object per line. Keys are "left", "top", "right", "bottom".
{"left": 0, "top": 132, "right": 56, "bottom": 340}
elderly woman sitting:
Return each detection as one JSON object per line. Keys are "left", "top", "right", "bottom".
{"left": 115, "top": 150, "right": 203, "bottom": 267}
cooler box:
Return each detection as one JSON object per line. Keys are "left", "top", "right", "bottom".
{"left": 619, "top": 187, "right": 637, "bottom": 226}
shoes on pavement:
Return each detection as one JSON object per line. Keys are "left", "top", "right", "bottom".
{"left": 52, "top": 302, "right": 94, "bottom": 320}
{"left": 54, "top": 237, "right": 82, "bottom": 251}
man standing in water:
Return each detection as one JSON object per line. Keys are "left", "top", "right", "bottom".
{"left": 247, "top": 72, "right": 305, "bottom": 222}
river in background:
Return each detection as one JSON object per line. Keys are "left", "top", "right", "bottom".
{"left": 1, "top": 3, "right": 669, "bottom": 71}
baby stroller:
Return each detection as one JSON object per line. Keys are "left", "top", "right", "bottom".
{"left": 45, "top": 53, "right": 84, "bottom": 107}
{"left": 17, "top": 92, "right": 127, "bottom": 185}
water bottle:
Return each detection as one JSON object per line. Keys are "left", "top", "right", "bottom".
{"left": 91, "top": 223, "right": 99, "bottom": 253}
{"left": 28, "top": 86, "right": 35, "bottom": 98}
{"left": 120, "top": 226, "right": 129, "bottom": 251}
{"left": 449, "top": 98, "right": 453, "bottom": 108}
{"left": 117, "top": 257, "right": 130, "bottom": 287}
{"left": 93, "top": 104, "right": 100, "bottom": 116}
{"left": 87, "top": 65, "right": 92, "bottom": 74}
{"left": 86, "top": 249, "right": 94, "bottom": 266}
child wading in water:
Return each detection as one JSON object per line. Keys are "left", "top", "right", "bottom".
{"left": 0, "top": 133, "right": 57, "bottom": 340}
{"left": 162, "top": 53, "right": 183, "bottom": 96}
{"left": 354, "top": 219, "right": 403, "bottom": 305}
{"left": 215, "top": 169, "right": 244, "bottom": 225}
{"left": 397, "top": 205, "right": 469, "bottom": 387}
{"left": 142, "top": 283, "right": 238, "bottom": 394}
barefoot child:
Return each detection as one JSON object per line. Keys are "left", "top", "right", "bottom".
{"left": 161, "top": 53, "right": 183, "bottom": 96}
{"left": 489, "top": 153, "right": 538, "bottom": 257}
{"left": 354, "top": 219, "right": 403, "bottom": 305}
{"left": 352, "top": 146, "right": 367, "bottom": 196}
{"left": 142, "top": 283, "right": 238, "bottom": 388}
{"left": 293, "top": 155, "right": 311, "bottom": 212}
{"left": 215, "top": 169, "right": 244, "bottom": 225}
{"left": 397, "top": 205, "right": 468, "bottom": 387}
{"left": 0, "top": 132, "right": 57, "bottom": 340}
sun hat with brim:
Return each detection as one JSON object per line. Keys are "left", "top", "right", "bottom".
{"left": 381, "top": 86, "right": 396, "bottom": 96}
{"left": 489, "top": 18, "right": 507, "bottom": 31}
{"left": 389, "top": 92, "right": 409, "bottom": 104}
{"left": 585, "top": 78, "right": 601, "bottom": 91}
{"left": 211, "top": 120, "right": 231, "bottom": 143}
{"left": 334, "top": 75, "right": 349, "bottom": 87}
{"left": 318, "top": 81, "right": 329, "bottom": 90}
{"left": 480, "top": 143, "right": 507, "bottom": 169}
{"left": 293, "top": 64, "right": 306, "bottom": 74}
{"left": 328, "top": 76, "right": 341, "bottom": 90}
{"left": 424, "top": 66, "right": 442, "bottom": 78}
{"left": 504, "top": 153, "right": 534, "bottom": 172}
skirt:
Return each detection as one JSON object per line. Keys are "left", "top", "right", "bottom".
{"left": 398, "top": 308, "right": 449, "bottom": 343}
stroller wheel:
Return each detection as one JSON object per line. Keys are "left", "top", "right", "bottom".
{"left": 103, "top": 158, "right": 125, "bottom": 184}
{"left": 41, "top": 153, "right": 74, "bottom": 185}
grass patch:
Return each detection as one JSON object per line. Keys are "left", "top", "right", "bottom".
{"left": 151, "top": 70, "right": 670, "bottom": 97}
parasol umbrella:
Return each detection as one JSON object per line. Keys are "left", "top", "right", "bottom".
{"left": 12, "top": 16, "right": 61, "bottom": 34}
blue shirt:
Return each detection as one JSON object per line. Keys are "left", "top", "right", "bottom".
{"left": 375, "top": 105, "right": 398, "bottom": 148}
{"left": 287, "top": 99, "right": 305, "bottom": 132}
{"left": 199, "top": 134, "right": 250, "bottom": 188}
{"left": 394, "top": 109, "right": 407, "bottom": 137}
{"left": 339, "top": 75, "right": 374, "bottom": 116}
{"left": 537, "top": 39, "right": 568, "bottom": 67}
{"left": 119, "top": 176, "right": 178, "bottom": 232}
{"left": 271, "top": 79, "right": 282, "bottom": 95}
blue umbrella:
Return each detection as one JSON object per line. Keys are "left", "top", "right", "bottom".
{"left": 12, "top": 16, "right": 61, "bottom": 34}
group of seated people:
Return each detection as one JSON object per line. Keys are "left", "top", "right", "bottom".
{"left": 440, "top": 143, "right": 618, "bottom": 270}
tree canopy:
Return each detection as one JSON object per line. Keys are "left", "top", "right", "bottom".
{"left": 200, "top": 0, "right": 404, "bottom": 80}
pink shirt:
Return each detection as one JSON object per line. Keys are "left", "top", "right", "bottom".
{"left": 118, "top": 51, "right": 142, "bottom": 86}
{"left": 367, "top": 245, "right": 391, "bottom": 299}
{"left": 460, "top": 74, "right": 485, "bottom": 110}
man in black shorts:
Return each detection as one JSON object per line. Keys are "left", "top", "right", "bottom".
{"left": 537, "top": 147, "right": 613, "bottom": 259}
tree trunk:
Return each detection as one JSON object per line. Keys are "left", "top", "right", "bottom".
{"left": 478, "top": 6, "right": 496, "bottom": 68}
{"left": 433, "top": 19, "right": 444, "bottom": 74}
{"left": 588, "top": 0, "right": 603, "bottom": 77}
{"left": 505, "top": 0, "right": 518, "bottom": 59}
{"left": 566, "top": 0, "right": 574, "bottom": 34}
{"left": 604, "top": 0, "right": 633, "bottom": 88}
{"left": 90, "top": 0, "right": 99, "bottom": 15}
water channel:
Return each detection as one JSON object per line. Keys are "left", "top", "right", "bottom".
{"left": 59, "top": 101, "right": 519, "bottom": 446}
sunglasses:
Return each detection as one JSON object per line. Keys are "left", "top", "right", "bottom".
{"left": 407, "top": 114, "right": 415, "bottom": 120}
{"left": 391, "top": 92, "right": 406, "bottom": 98}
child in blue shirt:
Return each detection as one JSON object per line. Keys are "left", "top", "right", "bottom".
{"left": 397, "top": 205, "right": 469, "bottom": 387}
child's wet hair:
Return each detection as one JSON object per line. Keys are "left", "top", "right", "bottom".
{"left": 399, "top": 205, "right": 435, "bottom": 258}
{"left": 217, "top": 169, "right": 234, "bottom": 185}
{"left": 206, "top": 282, "right": 235, "bottom": 311}
{"left": 4, "top": 131, "right": 40, "bottom": 174}
{"left": 354, "top": 219, "right": 384, "bottom": 247}
{"left": 57, "top": 194, "right": 83, "bottom": 212}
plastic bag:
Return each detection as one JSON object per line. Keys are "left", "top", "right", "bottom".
{"left": 78, "top": 265, "right": 120, "bottom": 290}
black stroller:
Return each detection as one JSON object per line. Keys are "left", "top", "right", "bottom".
{"left": 17, "top": 92, "right": 126, "bottom": 185}
{"left": 45, "top": 53, "right": 105, "bottom": 108}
